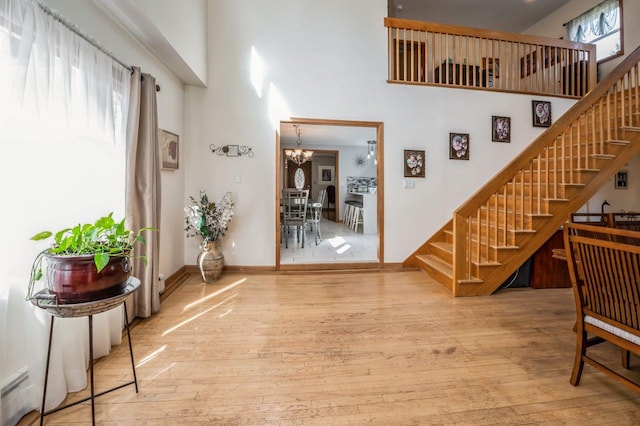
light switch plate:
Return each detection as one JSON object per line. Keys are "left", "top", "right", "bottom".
{"left": 403, "top": 179, "right": 415, "bottom": 189}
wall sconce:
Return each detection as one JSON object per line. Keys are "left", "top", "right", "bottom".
{"left": 209, "top": 144, "right": 254, "bottom": 158}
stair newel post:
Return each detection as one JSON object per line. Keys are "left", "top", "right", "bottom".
{"left": 452, "top": 211, "right": 468, "bottom": 296}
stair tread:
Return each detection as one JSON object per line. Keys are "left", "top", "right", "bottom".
{"left": 473, "top": 260, "right": 502, "bottom": 267}
{"left": 622, "top": 126, "right": 640, "bottom": 132}
{"left": 607, "top": 139, "right": 631, "bottom": 145}
{"left": 431, "top": 241, "right": 452, "bottom": 252}
{"left": 415, "top": 254, "right": 452, "bottom": 277}
{"left": 458, "top": 278, "right": 484, "bottom": 285}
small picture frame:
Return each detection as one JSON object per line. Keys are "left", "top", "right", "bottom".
{"left": 404, "top": 150, "right": 425, "bottom": 177}
{"left": 492, "top": 116, "right": 511, "bottom": 143}
{"left": 532, "top": 100, "right": 552, "bottom": 127}
{"left": 483, "top": 58, "right": 500, "bottom": 78}
{"left": 318, "top": 165, "right": 335, "bottom": 185}
{"left": 160, "top": 129, "right": 179, "bottom": 170}
{"left": 615, "top": 170, "right": 628, "bottom": 189}
{"left": 449, "top": 133, "right": 469, "bottom": 160}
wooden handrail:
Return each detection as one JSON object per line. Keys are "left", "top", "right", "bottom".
{"left": 385, "top": 18, "right": 596, "bottom": 98}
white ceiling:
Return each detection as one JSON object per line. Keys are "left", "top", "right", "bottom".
{"left": 388, "top": 0, "right": 571, "bottom": 33}
{"left": 280, "top": 123, "right": 376, "bottom": 148}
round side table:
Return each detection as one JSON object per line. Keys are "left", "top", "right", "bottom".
{"left": 31, "top": 277, "right": 141, "bottom": 425}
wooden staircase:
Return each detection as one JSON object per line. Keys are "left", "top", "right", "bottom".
{"left": 404, "top": 46, "right": 640, "bottom": 296}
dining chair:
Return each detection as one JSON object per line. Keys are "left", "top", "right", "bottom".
{"left": 283, "top": 188, "right": 309, "bottom": 248}
{"left": 307, "top": 189, "right": 326, "bottom": 245}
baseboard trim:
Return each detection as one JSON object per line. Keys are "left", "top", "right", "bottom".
{"left": 160, "top": 266, "right": 190, "bottom": 302}
{"left": 183, "top": 263, "right": 407, "bottom": 275}
{"left": 185, "top": 265, "right": 277, "bottom": 275}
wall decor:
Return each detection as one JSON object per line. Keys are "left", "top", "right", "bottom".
{"left": 404, "top": 150, "right": 425, "bottom": 177}
{"left": 347, "top": 176, "right": 377, "bottom": 193}
{"left": 318, "top": 165, "right": 335, "bottom": 185}
{"left": 160, "top": 129, "right": 179, "bottom": 170}
{"left": 615, "top": 170, "right": 628, "bottom": 189}
{"left": 354, "top": 154, "right": 367, "bottom": 168}
{"left": 209, "top": 144, "right": 254, "bottom": 157}
{"left": 492, "top": 116, "right": 511, "bottom": 143}
{"left": 449, "top": 133, "right": 469, "bottom": 160}
{"left": 532, "top": 100, "right": 552, "bottom": 127}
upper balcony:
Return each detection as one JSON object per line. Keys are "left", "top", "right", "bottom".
{"left": 385, "top": 18, "right": 597, "bottom": 98}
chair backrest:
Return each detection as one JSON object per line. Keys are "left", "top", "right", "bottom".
{"left": 570, "top": 212, "right": 613, "bottom": 226}
{"left": 284, "top": 189, "right": 308, "bottom": 222}
{"left": 317, "top": 188, "right": 327, "bottom": 207}
{"left": 564, "top": 223, "right": 640, "bottom": 328}
{"left": 326, "top": 185, "right": 335, "bottom": 204}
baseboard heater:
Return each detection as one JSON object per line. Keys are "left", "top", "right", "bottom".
{"left": 1, "top": 366, "right": 29, "bottom": 399}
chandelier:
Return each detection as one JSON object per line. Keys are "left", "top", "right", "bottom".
{"left": 367, "top": 140, "right": 377, "bottom": 165}
{"left": 285, "top": 125, "right": 313, "bottom": 166}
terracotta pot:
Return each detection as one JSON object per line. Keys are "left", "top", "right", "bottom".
{"left": 197, "top": 241, "right": 224, "bottom": 282}
{"left": 45, "top": 253, "right": 130, "bottom": 304}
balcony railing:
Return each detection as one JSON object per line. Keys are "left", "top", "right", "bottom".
{"left": 385, "top": 18, "right": 597, "bottom": 98}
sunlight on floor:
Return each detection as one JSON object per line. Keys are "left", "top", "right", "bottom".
{"left": 183, "top": 278, "right": 246, "bottom": 311}
{"left": 327, "top": 236, "right": 346, "bottom": 247}
{"left": 163, "top": 294, "right": 237, "bottom": 336}
{"left": 336, "top": 243, "right": 351, "bottom": 254}
{"left": 136, "top": 345, "right": 167, "bottom": 368}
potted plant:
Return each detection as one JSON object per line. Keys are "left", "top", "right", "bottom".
{"left": 28, "top": 213, "right": 155, "bottom": 303}
{"left": 185, "top": 191, "right": 234, "bottom": 282}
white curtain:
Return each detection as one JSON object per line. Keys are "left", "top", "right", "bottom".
{"left": 567, "top": 0, "right": 619, "bottom": 43}
{"left": 0, "top": 0, "right": 130, "bottom": 423}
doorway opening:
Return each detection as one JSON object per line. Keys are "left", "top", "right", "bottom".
{"left": 276, "top": 118, "right": 384, "bottom": 271}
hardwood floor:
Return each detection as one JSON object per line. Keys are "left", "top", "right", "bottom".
{"left": 20, "top": 271, "right": 640, "bottom": 425}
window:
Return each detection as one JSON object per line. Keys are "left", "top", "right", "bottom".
{"left": 566, "top": 0, "right": 623, "bottom": 63}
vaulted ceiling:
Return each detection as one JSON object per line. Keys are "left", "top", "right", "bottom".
{"left": 388, "top": 0, "right": 572, "bottom": 33}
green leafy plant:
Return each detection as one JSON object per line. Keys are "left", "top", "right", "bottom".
{"left": 28, "top": 213, "right": 156, "bottom": 299}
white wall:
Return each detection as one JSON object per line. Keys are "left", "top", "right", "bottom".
{"left": 184, "top": 0, "right": 576, "bottom": 266}
{"left": 133, "top": 0, "right": 208, "bottom": 85}
{"left": 525, "top": 0, "right": 640, "bottom": 215}
{"left": 46, "top": 0, "right": 187, "bottom": 281}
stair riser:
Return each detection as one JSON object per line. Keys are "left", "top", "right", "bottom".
{"left": 429, "top": 243, "right": 453, "bottom": 264}
{"left": 416, "top": 260, "right": 452, "bottom": 290}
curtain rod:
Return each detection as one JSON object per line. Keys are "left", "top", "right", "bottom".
{"left": 36, "top": 1, "right": 133, "bottom": 73}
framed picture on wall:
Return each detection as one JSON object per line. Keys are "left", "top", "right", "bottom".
{"left": 318, "top": 165, "right": 335, "bottom": 185}
{"left": 160, "top": 129, "right": 179, "bottom": 170}
{"left": 615, "top": 170, "right": 628, "bottom": 189}
{"left": 492, "top": 116, "right": 511, "bottom": 143}
{"left": 404, "top": 150, "right": 425, "bottom": 177}
{"left": 449, "top": 133, "right": 469, "bottom": 160}
{"left": 532, "top": 100, "right": 552, "bottom": 127}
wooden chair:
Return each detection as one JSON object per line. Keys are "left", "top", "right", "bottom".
{"left": 564, "top": 222, "right": 640, "bottom": 393}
